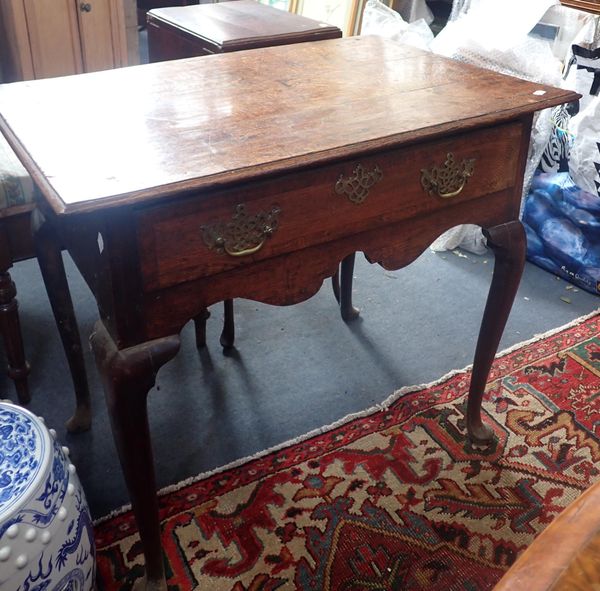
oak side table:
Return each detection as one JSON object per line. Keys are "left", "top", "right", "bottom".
{"left": 0, "top": 36, "right": 578, "bottom": 590}
{"left": 146, "top": 0, "right": 342, "bottom": 63}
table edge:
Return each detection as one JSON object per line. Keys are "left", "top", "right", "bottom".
{"left": 0, "top": 89, "right": 579, "bottom": 217}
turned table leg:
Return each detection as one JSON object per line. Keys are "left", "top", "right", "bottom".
{"left": 193, "top": 308, "right": 210, "bottom": 349}
{"left": 332, "top": 253, "right": 359, "bottom": 321}
{"left": 32, "top": 210, "right": 92, "bottom": 433}
{"left": 90, "top": 321, "right": 180, "bottom": 591}
{"left": 0, "top": 270, "right": 31, "bottom": 403}
{"left": 220, "top": 299, "right": 235, "bottom": 349}
{"left": 193, "top": 299, "right": 235, "bottom": 350}
{"left": 467, "top": 221, "right": 526, "bottom": 444}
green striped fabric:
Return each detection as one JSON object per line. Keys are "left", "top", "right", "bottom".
{"left": 0, "top": 133, "right": 34, "bottom": 209}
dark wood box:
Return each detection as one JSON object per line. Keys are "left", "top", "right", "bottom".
{"left": 147, "top": 0, "right": 342, "bottom": 63}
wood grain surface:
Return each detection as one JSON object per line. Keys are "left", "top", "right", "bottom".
{"left": 495, "top": 480, "right": 600, "bottom": 591}
{"left": 137, "top": 122, "right": 522, "bottom": 291}
{"left": 560, "top": 0, "right": 600, "bottom": 14}
{"left": 147, "top": 0, "right": 341, "bottom": 52}
{"left": 0, "top": 36, "right": 577, "bottom": 215}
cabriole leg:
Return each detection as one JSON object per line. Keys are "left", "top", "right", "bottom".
{"left": 90, "top": 321, "right": 180, "bottom": 591}
{"left": 467, "top": 221, "right": 526, "bottom": 443}
{"left": 332, "top": 253, "right": 359, "bottom": 321}
{"left": 193, "top": 308, "right": 210, "bottom": 349}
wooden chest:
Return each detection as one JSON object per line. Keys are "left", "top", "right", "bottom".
{"left": 146, "top": 0, "right": 342, "bottom": 62}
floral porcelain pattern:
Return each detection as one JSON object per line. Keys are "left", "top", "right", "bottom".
{"left": 0, "top": 406, "right": 48, "bottom": 519}
{"left": 1, "top": 438, "right": 69, "bottom": 539}
{"left": 0, "top": 402, "right": 95, "bottom": 591}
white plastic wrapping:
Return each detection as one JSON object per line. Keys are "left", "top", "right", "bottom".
{"left": 394, "top": 0, "right": 433, "bottom": 25}
{"left": 537, "top": 5, "right": 596, "bottom": 62}
{"left": 449, "top": 0, "right": 475, "bottom": 22}
{"left": 429, "top": 224, "right": 488, "bottom": 255}
{"left": 430, "top": 1, "right": 562, "bottom": 85}
{"left": 565, "top": 16, "right": 600, "bottom": 198}
{"left": 429, "top": 0, "right": 566, "bottom": 254}
{"left": 361, "top": 0, "right": 433, "bottom": 50}
{"left": 565, "top": 18, "right": 600, "bottom": 107}
{"left": 569, "top": 96, "right": 600, "bottom": 198}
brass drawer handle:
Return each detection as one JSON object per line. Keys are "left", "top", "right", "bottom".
{"left": 335, "top": 164, "right": 383, "bottom": 204}
{"left": 201, "top": 204, "right": 281, "bottom": 257}
{"left": 421, "top": 153, "right": 476, "bottom": 198}
{"left": 225, "top": 240, "right": 265, "bottom": 257}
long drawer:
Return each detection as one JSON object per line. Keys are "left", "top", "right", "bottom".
{"left": 137, "top": 121, "right": 523, "bottom": 291}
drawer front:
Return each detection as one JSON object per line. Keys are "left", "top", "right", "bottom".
{"left": 137, "top": 122, "right": 523, "bottom": 291}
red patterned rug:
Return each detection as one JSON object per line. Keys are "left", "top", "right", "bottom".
{"left": 95, "top": 312, "right": 600, "bottom": 590}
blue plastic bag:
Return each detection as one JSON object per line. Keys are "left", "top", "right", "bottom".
{"left": 523, "top": 170, "right": 600, "bottom": 294}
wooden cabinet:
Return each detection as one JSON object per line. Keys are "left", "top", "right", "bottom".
{"left": 0, "top": 0, "right": 128, "bottom": 82}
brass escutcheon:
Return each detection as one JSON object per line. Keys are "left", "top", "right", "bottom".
{"left": 421, "top": 153, "right": 476, "bottom": 198}
{"left": 335, "top": 164, "right": 383, "bottom": 204}
{"left": 201, "top": 204, "right": 281, "bottom": 257}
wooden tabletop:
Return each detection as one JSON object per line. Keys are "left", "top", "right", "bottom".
{"left": 148, "top": 0, "right": 341, "bottom": 51}
{"left": 495, "top": 479, "right": 600, "bottom": 590}
{"left": 0, "top": 36, "right": 577, "bottom": 215}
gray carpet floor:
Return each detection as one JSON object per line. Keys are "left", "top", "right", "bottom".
{"left": 1, "top": 248, "right": 598, "bottom": 518}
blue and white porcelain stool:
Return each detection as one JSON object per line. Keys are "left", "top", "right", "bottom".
{"left": 0, "top": 401, "right": 95, "bottom": 590}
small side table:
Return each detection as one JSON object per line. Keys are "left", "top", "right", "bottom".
{"left": 137, "top": 0, "right": 199, "bottom": 29}
{"left": 146, "top": 0, "right": 342, "bottom": 62}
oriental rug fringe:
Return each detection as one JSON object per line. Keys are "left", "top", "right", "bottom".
{"left": 95, "top": 311, "right": 600, "bottom": 590}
